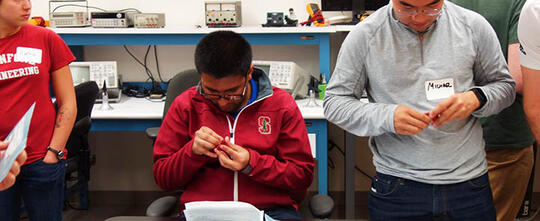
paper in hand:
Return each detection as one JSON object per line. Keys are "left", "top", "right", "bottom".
{"left": 0, "top": 103, "right": 35, "bottom": 182}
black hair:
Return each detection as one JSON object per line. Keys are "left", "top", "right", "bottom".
{"left": 194, "top": 31, "right": 252, "bottom": 79}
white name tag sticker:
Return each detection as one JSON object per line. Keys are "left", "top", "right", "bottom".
{"left": 14, "top": 47, "right": 42, "bottom": 65}
{"left": 425, "top": 78, "right": 455, "bottom": 101}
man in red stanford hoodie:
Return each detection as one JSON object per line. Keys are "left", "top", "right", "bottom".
{"left": 153, "top": 31, "right": 314, "bottom": 219}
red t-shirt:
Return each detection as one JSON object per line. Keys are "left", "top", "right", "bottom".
{"left": 0, "top": 25, "right": 75, "bottom": 164}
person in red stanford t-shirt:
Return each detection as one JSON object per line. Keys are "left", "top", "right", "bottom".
{"left": 153, "top": 31, "right": 314, "bottom": 220}
{"left": 0, "top": 0, "right": 77, "bottom": 220}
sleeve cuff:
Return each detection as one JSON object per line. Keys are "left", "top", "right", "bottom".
{"left": 241, "top": 164, "right": 252, "bottom": 174}
{"left": 386, "top": 104, "right": 399, "bottom": 133}
{"left": 243, "top": 149, "right": 260, "bottom": 176}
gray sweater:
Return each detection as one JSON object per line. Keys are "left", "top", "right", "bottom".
{"left": 324, "top": 1, "right": 515, "bottom": 184}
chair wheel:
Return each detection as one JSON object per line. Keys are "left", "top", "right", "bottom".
{"left": 309, "top": 194, "right": 334, "bottom": 218}
{"left": 146, "top": 196, "right": 178, "bottom": 217}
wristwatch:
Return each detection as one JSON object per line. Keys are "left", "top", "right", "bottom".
{"left": 47, "top": 146, "right": 64, "bottom": 160}
{"left": 241, "top": 164, "right": 253, "bottom": 175}
{"left": 470, "top": 88, "right": 487, "bottom": 110}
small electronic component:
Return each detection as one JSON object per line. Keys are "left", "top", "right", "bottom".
{"left": 134, "top": 13, "right": 165, "bottom": 28}
{"left": 205, "top": 1, "right": 242, "bottom": 27}
{"left": 50, "top": 12, "right": 89, "bottom": 28}
{"left": 91, "top": 12, "right": 134, "bottom": 28}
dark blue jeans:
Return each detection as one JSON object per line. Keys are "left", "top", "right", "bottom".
{"left": 264, "top": 205, "right": 302, "bottom": 220}
{"left": 369, "top": 172, "right": 496, "bottom": 221}
{"left": 0, "top": 159, "right": 66, "bottom": 221}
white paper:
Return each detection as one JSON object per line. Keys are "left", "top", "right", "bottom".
{"left": 425, "top": 78, "right": 455, "bottom": 101}
{"left": 0, "top": 103, "right": 35, "bottom": 182}
{"left": 184, "top": 201, "right": 264, "bottom": 221}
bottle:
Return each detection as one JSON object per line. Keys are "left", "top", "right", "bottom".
{"left": 98, "top": 80, "right": 113, "bottom": 111}
{"left": 318, "top": 75, "right": 327, "bottom": 100}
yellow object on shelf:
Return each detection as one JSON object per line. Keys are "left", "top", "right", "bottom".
{"left": 28, "top": 16, "right": 48, "bottom": 27}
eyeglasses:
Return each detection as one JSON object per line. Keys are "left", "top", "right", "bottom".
{"left": 200, "top": 80, "right": 247, "bottom": 101}
{"left": 396, "top": 8, "right": 442, "bottom": 17}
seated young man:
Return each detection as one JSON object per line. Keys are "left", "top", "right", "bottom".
{"left": 152, "top": 30, "right": 314, "bottom": 220}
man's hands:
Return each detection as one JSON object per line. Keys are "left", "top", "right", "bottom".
{"left": 215, "top": 137, "right": 250, "bottom": 172}
{"left": 192, "top": 126, "right": 223, "bottom": 158}
{"left": 192, "top": 126, "right": 251, "bottom": 171}
{"left": 429, "top": 91, "right": 480, "bottom": 128}
{"left": 394, "top": 91, "right": 480, "bottom": 135}
{"left": 0, "top": 141, "right": 27, "bottom": 191}
{"left": 394, "top": 106, "right": 432, "bottom": 135}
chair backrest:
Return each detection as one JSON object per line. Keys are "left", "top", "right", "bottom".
{"left": 73, "top": 81, "right": 100, "bottom": 123}
{"left": 65, "top": 81, "right": 99, "bottom": 157}
{"left": 163, "top": 69, "right": 200, "bottom": 116}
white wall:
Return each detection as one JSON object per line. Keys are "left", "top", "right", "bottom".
{"left": 32, "top": 1, "right": 322, "bottom": 82}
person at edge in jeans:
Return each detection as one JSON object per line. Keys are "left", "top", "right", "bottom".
{"left": 323, "top": 0, "right": 516, "bottom": 220}
{"left": 0, "top": 0, "right": 77, "bottom": 220}
{"left": 450, "top": 1, "right": 535, "bottom": 220}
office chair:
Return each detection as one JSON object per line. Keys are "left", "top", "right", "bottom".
{"left": 144, "top": 69, "right": 334, "bottom": 218}
{"left": 145, "top": 69, "right": 201, "bottom": 141}
{"left": 145, "top": 69, "right": 200, "bottom": 216}
{"left": 62, "top": 81, "right": 99, "bottom": 209}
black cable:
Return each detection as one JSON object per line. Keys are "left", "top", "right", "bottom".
{"left": 123, "top": 45, "right": 166, "bottom": 95}
{"left": 328, "top": 139, "right": 373, "bottom": 179}
{"left": 122, "top": 45, "right": 147, "bottom": 71}
{"left": 122, "top": 45, "right": 155, "bottom": 81}
{"left": 327, "top": 139, "right": 337, "bottom": 170}
{"left": 328, "top": 155, "right": 335, "bottom": 170}
{"left": 52, "top": 4, "right": 107, "bottom": 12}
{"left": 53, "top": 5, "right": 143, "bottom": 13}
{"left": 123, "top": 45, "right": 165, "bottom": 95}
{"left": 153, "top": 45, "right": 165, "bottom": 83}
{"left": 144, "top": 46, "right": 164, "bottom": 95}
{"left": 355, "top": 165, "right": 373, "bottom": 180}
{"left": 144, "top": 77, "right": 153, "bottom": 95}
{"left": 143, "top": 45, "right": 154, "bottom": 81}
{"left": 117, "top": 8, "right": 142, "bottom": 13}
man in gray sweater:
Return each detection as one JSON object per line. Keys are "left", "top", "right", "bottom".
{"left": 323, "top": 0, "right": 515, "bottom": 220}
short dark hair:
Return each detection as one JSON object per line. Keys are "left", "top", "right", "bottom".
{"left": 194, "top": 31, "right": 252, "bottom": 79}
